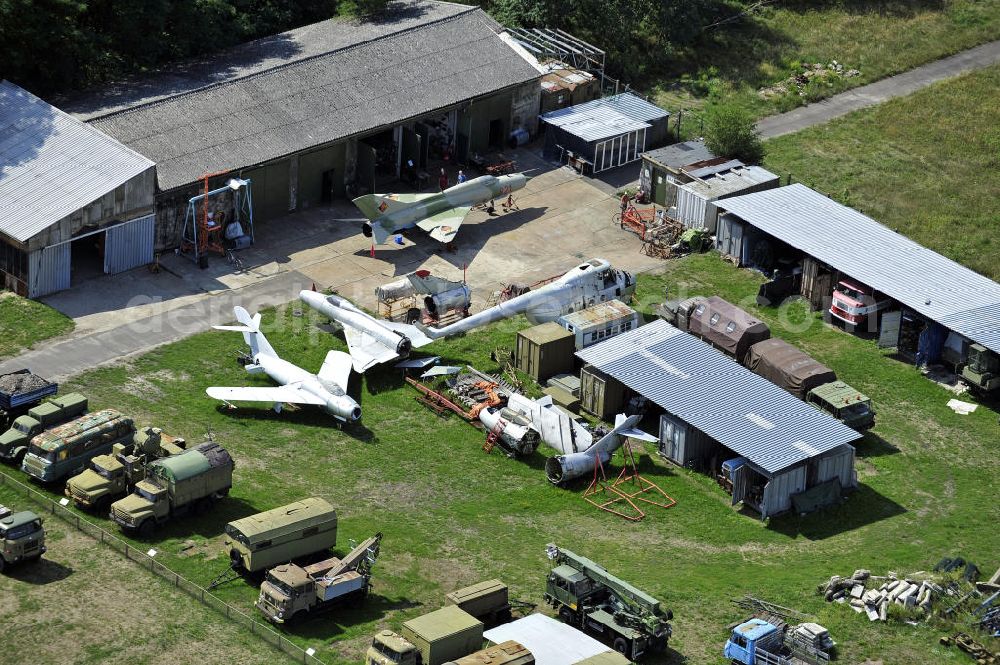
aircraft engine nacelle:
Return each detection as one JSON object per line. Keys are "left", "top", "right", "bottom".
{"left": 362, "top": 221, "right": 374, "bottom": 238}
{"left": 425, "top": 285, "right": 472, "bottom": 316}
{"left": 545, "top": 449, "right": 610, "bottom": 485}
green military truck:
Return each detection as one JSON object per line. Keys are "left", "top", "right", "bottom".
{"left": 224, "top": 496, "right": 338, "bottom": 574}
{"left": 110, "top": 441, "right": 234, "bottom": 536}
{"left": 366, "top": 605, "right": 484, "bottom": 665}
{"left": 65, "top": 427, "right": 186, "bottom": 511}
{"left": 445, "top": 579, "right": 512, "bottom": 627}
{"left": 21, "top": 409, "right": 134, "bottom": 483}
{"left": 0, "top": 393, "right": 87, "bottom": 465}
{"left": 805, "top": 381, "right": 875, "bottom": 431}
{"left": 544, "top": 544, "right": 671, "bottom": 661}
{"left": 0, "top": 504, "right": 45, "bottom": 573}
{"left": 256, "top": 532, "right": 382, "bottom": 624}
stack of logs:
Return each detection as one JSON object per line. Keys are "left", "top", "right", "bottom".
{"left": 819, "top": 569, "right": 943, "bottom": 622}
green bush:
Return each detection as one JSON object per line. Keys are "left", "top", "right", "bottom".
{"left": 704, "top": 104, "right": 765, "bottom": 164}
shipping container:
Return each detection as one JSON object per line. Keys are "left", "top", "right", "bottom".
{"left": 402, "top": 605, "right": 484, "bottom": 665}
{"left": 515, "top": 322, "right": 576, "bottom": 383}
{"left": 579, "top": 365, "right": 625, "bottom": 420}
{"left": 657, "top": 414, "right": 717, "bottom": 469}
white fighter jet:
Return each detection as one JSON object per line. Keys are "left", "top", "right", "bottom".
{"left": 207, "top": 306, "right": 361, "bottom": 422}
{"left": 298, "top": 291, "right": 434, "bottom": 374}
{"left": 421, "top": 258, "right": 635, "bottom": 339}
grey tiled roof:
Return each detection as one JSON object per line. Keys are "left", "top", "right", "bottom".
{"left": 89, "top": 6, "right": 540, "bottom": 190}
{"left": 0, "top": 80, "right": 154, "bottom": 243}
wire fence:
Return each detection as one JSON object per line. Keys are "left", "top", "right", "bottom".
{"left": 0, "top": 471, "right": 327, "bottom": 665}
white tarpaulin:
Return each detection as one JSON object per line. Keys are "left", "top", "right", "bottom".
{"left": 483, "top": 614, "right": 611, "bottom": 665}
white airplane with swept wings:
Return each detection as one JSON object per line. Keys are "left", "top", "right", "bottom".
{"left": 298, "top": 290, "right": 434, "bottom": 374}
{"left": 207, "top": 306, "right": 361, "bottom": 422}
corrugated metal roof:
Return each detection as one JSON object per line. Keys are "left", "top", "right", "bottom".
{"left": 0, "top": 81, "right": 154, "bottom": 243}
{"left": 89, "top": 8, "right": 540, "bottom": 191}
{"left": 484, "top": 614, "right": 610, "bottom": 665}
{"left": 558, "top": 299, "right": 636, "bottom": 328}
{"left": 641, "top": 139, "right": 715, "bottom": 169}
{"left": 540, "top": 92, "right": 667, "bottom": 142}
{"left": 685, "top": 159, "right": 744, "bottom": 179}
{"left": 680, "top": 166, "right": 779, "bottom": 199}
{"left": 719, "top": 184, "right": 1000, "bottom": 354}
{"left": 576, "top": 320, "right": 860, "bottom": 474}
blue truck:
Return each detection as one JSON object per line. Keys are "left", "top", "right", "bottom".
{"left": 0, "top": 370, "right": 58, "bottom": 430}
{"left": 724, "top": 618, "right": 834, "bottom": 665}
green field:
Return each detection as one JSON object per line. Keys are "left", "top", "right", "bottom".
{"left": 0, "top": 293, "right": 74, "bottom": 360}
{"left": 652, "top": 0, "right": 1000, "bottom": 119}
{"left": 1, "top": 254, "right": 995, "bottom": 664}
{"left": 764, "top": 63, "right": 1000, "bottom": 281}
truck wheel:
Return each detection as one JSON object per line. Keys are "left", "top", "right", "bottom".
{"left": 558, "top": 606, "right": 574, "bottom": 625}
{"left": 137, "top": 520, "right": 155, "bottom": 539}
{"left": 612, "top": 638, "right": 629, "bottom": 656}
{"left": 13, "top": 449, "right": 26, "bottom": 466}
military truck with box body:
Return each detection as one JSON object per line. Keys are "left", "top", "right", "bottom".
{"left": 65, "top": 427, "right": 186, "bottom": 510}
{"left": 256, "top": 532, "right": 381, "bottom": 623}
{"left": 366, "top": 605, "right": 484, "bottom": 665}
{"left": 544, "top": 544, "right": 671, "bottom": 660}
{"left": 225, "top": 496, "right": 338, "bottom": 573}
{"left": 110, "top": 441, "right": 233, "bottom": 536}
{"left": 0, "top": 370, "right": 58, "bottom": 431}
{"left": 444, "top": 640, "right": 533, "bottom": 665}
{"left": 0, "top": 504, "right": 45, "bottom": 573}
{"left": 21, "top": 409, "right": 134, "bottom": 483}
{"left": 0, "top": 392, "right": 86, "bottom": 465}
{"left": 446, "top": 579, "right": 512, "bottom": 626}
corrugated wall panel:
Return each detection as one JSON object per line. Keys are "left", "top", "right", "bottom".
{"left": 676, "top": 186, "right": 708, "bottom": 229}
{"left": 104, "top": 214, "right": 154, "bottom": 275}
{"left": 762, "top": 465, "right": 807, "bottom": 518}
{"left": 817, "top": 444, "right": 856, "bottom": 488}
{"left": 28, "top": 244, "right": 70, "bottom": 298}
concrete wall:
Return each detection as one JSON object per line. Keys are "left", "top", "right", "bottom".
{"left": 24, "top": 166, "right": 156, "bottom": 252}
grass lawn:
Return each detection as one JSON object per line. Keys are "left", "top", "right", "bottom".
{"left": 0, "top": 292, "right": 74, "bottom": 360}
{"left": 0, "top": 482, "right": 292, "bottom": 665}
{"left": 763, "top": 64, "right": 1000, "bottom": 281}
{"left": 650, "top": 0, "right": 1000, "bottom": 121}
{"left": 1, "top": 254, "right": 996, "bottom": 664}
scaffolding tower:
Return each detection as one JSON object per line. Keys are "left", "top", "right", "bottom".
{"left": 506, "top": 28, "right": 606, "bottom": 88}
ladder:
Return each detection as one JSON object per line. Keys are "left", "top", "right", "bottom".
{"left": 483, "top": 420, "right": 506, "bottom": 453}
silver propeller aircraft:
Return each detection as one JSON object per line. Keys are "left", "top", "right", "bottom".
{"left": 353, "top": 173, "right": 528, "bottom": 245}
{"left": 298, "top": 290, "right": 434, "bottom": 373}
{"left": 421, "top": 258, "right": 635, "bottom": 339}
{"left": 207, "top": 306, "right": 361, "bottom": 422}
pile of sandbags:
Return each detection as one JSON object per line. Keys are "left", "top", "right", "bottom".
{"left": 818, "top": 569, "right": 943, "bottom": 622}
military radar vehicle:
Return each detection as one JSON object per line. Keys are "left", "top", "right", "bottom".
{"left": 110, "top": 441, "right": 233, "bottom": 536}
{"left": 65, "top": 427, "right": 186, "bottom": 511}
{"left": 256, "top": 532, "right": 381, "bottom": 623}
{"left": 0, "top": 392, "right": 87, "bottom": 465}
{"left": 0, "top": 504, "right": 45, "bottom": 572}
{"left": 544, "top": 543, "right": 672, "bottom": 660}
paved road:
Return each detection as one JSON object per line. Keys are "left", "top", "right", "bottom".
{"left": 757, "top": 40, "right": 1000, "bottom": 139}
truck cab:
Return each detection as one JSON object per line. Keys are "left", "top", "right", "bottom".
{"left": 725, "top": 618, "right": 783, "bottom": 665}
{"left": 367, "top": 630, "right": 419, "bottom": 665}
{"left": 829, "top": 280, "right": 890, "bottom": 330}
{"left": 0, "top": 392, "right": 87, "bottom": 464}
{"left": 110, "top": 479, "right": 167, "bottom": 533}
{"left": 258, "top": 564, "right": 315, "bottom": 623}
{"left": 0, "top": 505, "right": 45, "bottom": 573}
{"left": 806, "top": 381, "right": 875, "bottom": 431}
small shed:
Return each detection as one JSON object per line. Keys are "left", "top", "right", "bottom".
{"left": 638, "top": 140, "right": 717, "bottom": 207}
{"left": 515, "top": 322, "right": 576, "bottom": 382}
{"left": 578, "top": 365, "right": 625, "bottom": 420}
{"left": 541, "top": 93, "right": 669, "bottom": 173}
{"left": 743, "top": 338, "right": 837, "bottom": 400}
{"left": 556, "top": 300, "right": 639, "bottom": 349}
{"left": 687, "top": 296, "right": 771, "bottom": 363}
{"left": 673, "top": 166, "right": 779, "bottom": 233}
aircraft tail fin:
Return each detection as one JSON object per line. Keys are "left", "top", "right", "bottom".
{"left": 592, "top": 414, "right": 657, "bottom": 455}
{"left": 353, "top": 193, "right": 430, "bottom": 221}
{"left": 214, "top": 306, "right": 276, "bottom": 357}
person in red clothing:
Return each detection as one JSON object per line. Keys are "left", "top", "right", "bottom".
{"left": 438, "top": 168, "right": 448, "bottom": 191}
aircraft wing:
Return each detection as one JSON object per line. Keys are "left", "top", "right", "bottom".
{"left": 342, "top": 325, "right": 399, "bottom": 373}
{"left": 416, "top": 206, "right": 471, "bottom": 244}
{"left": 380, "top": 320, "right": 434, "bottom": 348}
{"left": 317, "top": 350, "right": 353, "bottom": 389}
{"left": 206, "top": 385, "right": 326, "bottom": 405}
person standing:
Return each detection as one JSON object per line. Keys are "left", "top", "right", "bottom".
{"left": 457, "top": 170, "right": 467, "bottom": 184}
{"left": 438, "top": 168, "right": 449, "bottom": 191}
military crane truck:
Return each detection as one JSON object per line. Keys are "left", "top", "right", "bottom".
{"left": 65, "top": 427, "right": 186, "bottom": 511}
{"left": 366, "top": 605, "right": 484, "bottom": 665}
{"left": 0, "top": 392, "right": 85, "bottom": 465}
{"left": 22, "top": 409, "right": 134, "bottom": 483}
{"left": 0, "top": 369, "right": 58, "bottom": 431}
{"left": 724, "top": 618, "right": 835, "bottom": 665}
{"left": 544, "top": 543, "right": 672, "bottom": 660}
{"left": 110, "top": 441, "right": 234, "bottom": 536}
{"left": 0, "top": 504, "right": 46, "bottom": 573}
{"left": 257, "top": 532, "right": 382, "bottom": 623}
